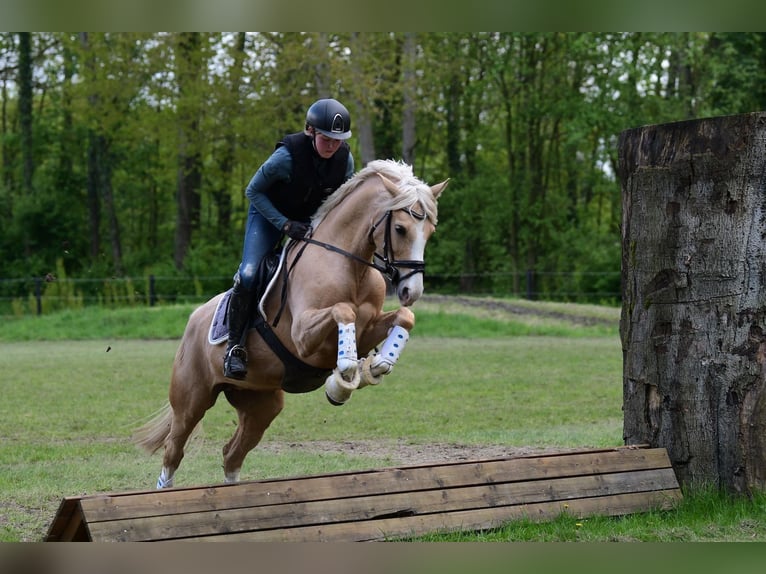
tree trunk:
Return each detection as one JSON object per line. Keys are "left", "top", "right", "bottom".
{"left": 86, "top": 132, "right": 102, "bottom": 260}
{"left": 87, "top": 132, "right": 123, "bottom": 274}
{"left": 348, "top": 33, "right": 376, "bottom": 167}
{"left": 211, "top": 32, "right": 245, "bottom": 236}
{"left": 100, "top": 143, "right": 123, "bottom": 275}
{"left": 18, "top": 32, "right": 33, "bottom": 195}
{"left": 173, "top": 33, "right": 203, "bottom": 270}
{"left": 619, "top": 112, "right": 766, "bottom": 494}
{"left": 401, "top": 32, "right": 417, "bottom": 166}
{"left": 1, "top": 57, "right": 11, "bottom": 193}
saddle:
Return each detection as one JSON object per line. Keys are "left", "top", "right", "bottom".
{"left": 209, "top": 245, "right": 331, "bottom": 394}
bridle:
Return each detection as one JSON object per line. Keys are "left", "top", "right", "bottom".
{"left": 295, "top": 206, "right": 428, "bottom": 286}
{"left": 272, "top": 207, "right": 426, "bottom": 327}
{"left": 270, "top": 206, "right": 428, "bottom": 327}
{"left": 368, "top": 207, "right": 428, "bottom": 284}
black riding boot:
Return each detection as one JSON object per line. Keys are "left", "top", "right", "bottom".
{"left": 223, "top": 283, "right": 253, "bottom": 380}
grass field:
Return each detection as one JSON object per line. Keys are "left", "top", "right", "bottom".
{"left": 1, "top": 295, "right": 765, "bottom": 542}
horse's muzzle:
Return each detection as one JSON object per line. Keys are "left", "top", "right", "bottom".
{"left": 397, "top": 282, "right": 423, "bottom": 307}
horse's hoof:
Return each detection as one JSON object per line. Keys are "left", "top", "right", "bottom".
{"left": 325, "top": 391, "right": 346, "bottom": 406}
{"left": 324, "top": 371, "right": 357, "bottom": 405}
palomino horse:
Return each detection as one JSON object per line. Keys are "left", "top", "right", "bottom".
{"left": 134, "top": 159, "right": 448, "bottom": 488}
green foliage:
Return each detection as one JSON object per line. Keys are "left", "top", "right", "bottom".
{"left": 2, "top": 32, "right": 766, "bottom": 302}
{"left": 541, "top": 226, "right": 622, "bottom": 304}
{"left": 428, "top": 171, "right": 511, "bottom": 278}
{"left": 0, "top": 192, "right": 87, "bottom": 279}
{"left": 39, "top": 259, "right": 83, "bottom": 313}
{"left": 706, "top": 33, "right": 766, "bottom": 114}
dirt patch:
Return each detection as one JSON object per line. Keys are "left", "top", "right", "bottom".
{"left": 420, "top": 294, "right": 619, "bottom": 327}
{"left": 258, "top": 439, "right": 573, "bottom": 466}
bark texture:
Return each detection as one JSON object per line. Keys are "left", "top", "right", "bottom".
{"left": 619, "top": 112, "right": 766, "bottom": 494}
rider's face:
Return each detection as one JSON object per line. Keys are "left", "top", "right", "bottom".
{"left": 313, "top": 132, "right": 343, "bottom": 159}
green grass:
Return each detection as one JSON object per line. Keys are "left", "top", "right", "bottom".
{"left": 413, "top": 310, "right": 615, "bottom": 338}
{"left": 0, "top": 304, "right": 195, "bottom": 341}
{"left": 0, "top": 297, "right": 763, "bottom": 543}
{"left": 0, "top": 295, "right": 619, "bottom": 342}
{"left": 410, "top": 486, "right": 766, "bottom": 542}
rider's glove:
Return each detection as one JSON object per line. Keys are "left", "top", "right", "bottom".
{"left": 282, "top": 220, "right": 311, "bottom": 240}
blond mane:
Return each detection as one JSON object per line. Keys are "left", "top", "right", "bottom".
{"left": 311, "top": 159, "right": 439, "bottom": 228}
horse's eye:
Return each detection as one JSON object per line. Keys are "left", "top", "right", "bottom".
{"left": 394, "top": 224, "right": 406, "bottom": 236}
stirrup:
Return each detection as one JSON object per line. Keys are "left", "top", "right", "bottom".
{"left": 223, "top": 345, "right": 248, "bottom": 379}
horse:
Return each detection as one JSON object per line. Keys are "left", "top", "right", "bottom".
{"left": 133, "top": 159, "right": 448, "bottom": 488}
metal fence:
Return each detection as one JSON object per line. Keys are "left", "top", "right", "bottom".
{"left": 0, "top": 270, "right": 622, "bottom": 316}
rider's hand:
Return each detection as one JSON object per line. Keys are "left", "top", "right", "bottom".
{"left": 282, "top": 220, "right": 310, "bottom": 240}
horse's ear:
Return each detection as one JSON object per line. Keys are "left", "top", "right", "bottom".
{"left": 430, "top": 179, "right": 449, "bottom": 200}
{"left": 378, "top": 173, "right": 401, "bottom": 197}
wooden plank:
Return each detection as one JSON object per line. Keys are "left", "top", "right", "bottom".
{"left": 86, "top": 468, "right": 679, "bottom": 542}
{"left": 183, "top": 490, "right": 683, "bottom": 542}
{"left": 45, "top": 498, "right": 88, "bottom": 542}
{"left": 45, "top": 446, "right": 682, "bottom": 542}
{"left": 77, "top": 447, "right": 673, "bottom": 523}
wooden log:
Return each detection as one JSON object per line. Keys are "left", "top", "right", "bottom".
{"left": 619, "top": 112, "right": 766, "bottom": 494}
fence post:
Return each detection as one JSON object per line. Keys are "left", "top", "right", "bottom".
{"left": 149, "top": 275, "right": 156, "bottom": 307}
{"left": 34, "top": 277, "right": 42, "bottom": 315}
{"left": 525, "top": 269, "right": 536, "bottom": 300}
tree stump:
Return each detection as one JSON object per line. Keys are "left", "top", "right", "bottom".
{"left": 619, "top": 112, "right": 766, "bottom": 494}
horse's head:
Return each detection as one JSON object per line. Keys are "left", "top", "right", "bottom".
{"left": 310, "top": 159, "right": 448, "bottom": 306}
{"left": 373, "top": 167, "right": 448, "bottom": 307}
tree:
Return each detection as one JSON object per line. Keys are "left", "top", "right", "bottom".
{"left": 619, "top": 112, "right": 766, "bottom": 494}
{"left": 0, "top": 34, "right": 13, "bottom": 239}
{"left": 347, "top": 33, "right": 378, "bottom": 166}
{"left": 17, "top": 32, "right": 33, "bottom": 196}
{"left": 434, "top": 33, "right": 490, "bottom": 292}
{"left": 400, "top": 33, "right": 417, "bottom": 165}
{"left": 173, "top": 32, "right": 205, "bottom": 270}
{"left": 486, "top": 33, "right": 588, "bottom": 296}
{"left": 77, "top": 32, "right": 129, "bottom": 274}
{"left": 208, "top": 32, "right": 246, "bottom": 237}
{"left": 78, "top": 33, "right": 103, "bottom": 263}
{"left": 2, "top": 32, "right": 766, "bottom": 303}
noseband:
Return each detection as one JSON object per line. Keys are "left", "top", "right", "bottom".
{"left": 368, "top": 209, "right": 427, "bottom": 284}
{"left": 297, "top": 207, "right": 427, "bottom": 286}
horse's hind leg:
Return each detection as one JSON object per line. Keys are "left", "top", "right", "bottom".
{"left": 157, "top": 382, "right": 218, "bottom": 489}
{"left": 221, "top": 388, "right": 284, "bottom": 483}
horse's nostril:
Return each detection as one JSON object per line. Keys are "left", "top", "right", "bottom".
{"left": 399, "top": 286, "right": 412, "bottom": 305}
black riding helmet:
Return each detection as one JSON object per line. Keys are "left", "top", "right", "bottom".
{"left": 305, "top": 98, "right": 352, "bottom": 140}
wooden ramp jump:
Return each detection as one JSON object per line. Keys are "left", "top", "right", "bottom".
{"left": 46, "top": 446, "right": 681, "bottom": 542}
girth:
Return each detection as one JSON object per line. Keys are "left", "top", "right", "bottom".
{"left": 252, "top": 314, "right": 331, "bottom": 394}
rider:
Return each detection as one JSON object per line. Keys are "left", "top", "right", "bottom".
{"left": 223, "top": 98, "right": 355, "bottom": 379}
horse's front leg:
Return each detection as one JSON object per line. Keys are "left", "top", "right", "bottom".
{"left": 358, "top": 306, "right": 416, "bottom": 387}
{"left": 293, "top": 303, "right": 361, "bottom": 403}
